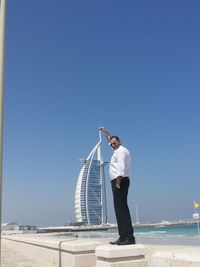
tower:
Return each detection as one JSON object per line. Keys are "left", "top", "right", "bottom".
{"left": 75, "top": 131, "right": 107, "bottom": 225}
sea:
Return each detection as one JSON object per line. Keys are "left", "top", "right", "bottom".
{"left": 60, "top": 224, "right": 200, "bottom": 246}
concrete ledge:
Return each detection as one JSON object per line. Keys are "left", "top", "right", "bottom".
{"left": 3, "top": 236, "right": 102, "bottom": 267}
{"left": 151, "top": 248, "right": 200, "bottom": 267}
{"left": 61, "top": 241, "right": 101, "bottom": 253}
{"left": 95, "top": 244, "right": 148, "bottom": 267}
{"left": 96, "top": 244, "right": 146, "bottom": 258}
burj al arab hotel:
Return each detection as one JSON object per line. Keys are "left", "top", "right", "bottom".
{"left": 75, "top": 131, "right": 107, "bottom": 225}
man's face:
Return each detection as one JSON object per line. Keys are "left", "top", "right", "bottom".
{"left": 110, "top": 138, "right": 121, "bottom": 150}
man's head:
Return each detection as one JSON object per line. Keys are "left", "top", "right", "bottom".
{"left": 109, "top": 136, "right": 121, "bottom": 150}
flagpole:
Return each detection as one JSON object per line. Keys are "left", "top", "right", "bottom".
{"left": 193, "top": 201, "right": 200, "bottom": 235}
{"left": 135, "top": 204, "right": 140, "bottom": 224}
{"left": 196, "top": 218, "right": 200, "bottom": 235}
{"left": 0, "top": 0, "right": 6, "bottom": 259}
{"left": 195, "top": 207, "right": 200, "bottom": 235}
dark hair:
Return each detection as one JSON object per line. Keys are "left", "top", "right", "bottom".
{"left": 110, "top": 136, "right": 120, "bottom": 141}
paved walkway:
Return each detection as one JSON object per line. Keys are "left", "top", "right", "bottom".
{"left": 1, "top": 240, "right": 56, "bottom": 267}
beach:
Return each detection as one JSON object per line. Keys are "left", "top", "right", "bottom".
{"left": 1, "top": 238, "right": 57, "bottom": 267}
{"left": 1, "top": 235, "right": 200, "bottom": 267}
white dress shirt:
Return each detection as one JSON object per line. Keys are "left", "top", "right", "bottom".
{"left": 109, "top": 145, "right": 132, "bottom": 181}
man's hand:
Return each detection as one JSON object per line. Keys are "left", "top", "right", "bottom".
{"left": 99, "top": 127, "right": 106, "bottom": 132}
{"left": 99, "top": 127, "right": 111, "bottom": 142}
{"left": 116, "top": 176, "right": 123, "bottom": 189}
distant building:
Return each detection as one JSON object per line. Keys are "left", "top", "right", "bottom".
{"left": 75, "top": 132, "right": 107, "bottom": 225}
{"left": 1, "top": 222, "right": 37, "bottom": 231}
{"left": 19, "top": 225, "right": 37, "bottom": 231}
{"left": 1, "top": 222, "right": 19, "bottom": 231}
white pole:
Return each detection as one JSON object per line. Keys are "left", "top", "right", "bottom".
{"left": 98, "top": 129, "right": 104, "bottom": 224}
{"left": 193, "top": 206, "right": 200, "bottom": 234}
{"left": 194, "top": 207, "right": 200, "bottom": 235}
{"left": 196, "top": 220, "right": 200, "bottom": 235}
{"left": 98, "top": 128, "right": 107, "bottom": 224}
{"left": 99, "top": 129, "right": 102, "bottom": 142}
{"left": 135, "top": 204, "right": 139, "bottom": 223}
{"left": 0, "top": 0, "right": 6, "bottom": 259}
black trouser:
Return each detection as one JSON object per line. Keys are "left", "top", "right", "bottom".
{"left": 111, "top": 177, "right": 134, "bottom": 239}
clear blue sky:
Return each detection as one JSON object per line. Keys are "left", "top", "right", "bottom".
{"left": 2, "top": 0, "right": 200, "bottom": 227}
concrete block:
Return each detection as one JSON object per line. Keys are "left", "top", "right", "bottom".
{"left": 95, "top": 244, "right": 148, "bottom": 267}
{"left": 61, "top": 240, "right": 101, "bottom": 252}
{"left": 61, "top": 240, "right": 102, "bottom": 267}
{"left": 3, "top": 236, "right": 102, "bottom": 267}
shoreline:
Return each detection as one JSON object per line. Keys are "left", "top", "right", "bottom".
{"left": 3, "top": 228, "right": 200, "bottom": 247}
{"left": 36, "top": 220, "right": 197, "bottom": 233}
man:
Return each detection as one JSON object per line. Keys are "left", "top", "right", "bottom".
{"left": 99, "top": 127, "right": 136, "bottom": 245}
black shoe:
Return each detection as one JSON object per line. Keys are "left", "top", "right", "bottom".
{"left": 109, "top": 237, "right": 124, "bottom": 245}
{"left": 117, "top": 237, "right": 136, "bottom": 245}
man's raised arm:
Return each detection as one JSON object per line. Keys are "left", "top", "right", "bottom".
{"left": 99, "top": 127, "right": 111, "bottom": 143}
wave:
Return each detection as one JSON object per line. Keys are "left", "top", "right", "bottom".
{"left": 143, "top": 230, "right": 167, "bottom": 234}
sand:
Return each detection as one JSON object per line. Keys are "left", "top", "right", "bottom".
{"left": 1, "top": 239, "right": 57, "bottom": 267}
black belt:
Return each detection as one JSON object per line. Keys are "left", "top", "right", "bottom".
{"left": 112, "top": 176, "right": 129, "bottom": 181}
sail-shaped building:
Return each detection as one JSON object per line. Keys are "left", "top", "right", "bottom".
{"left": 75, "top": 132, "right": 107, "bottom": 225}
